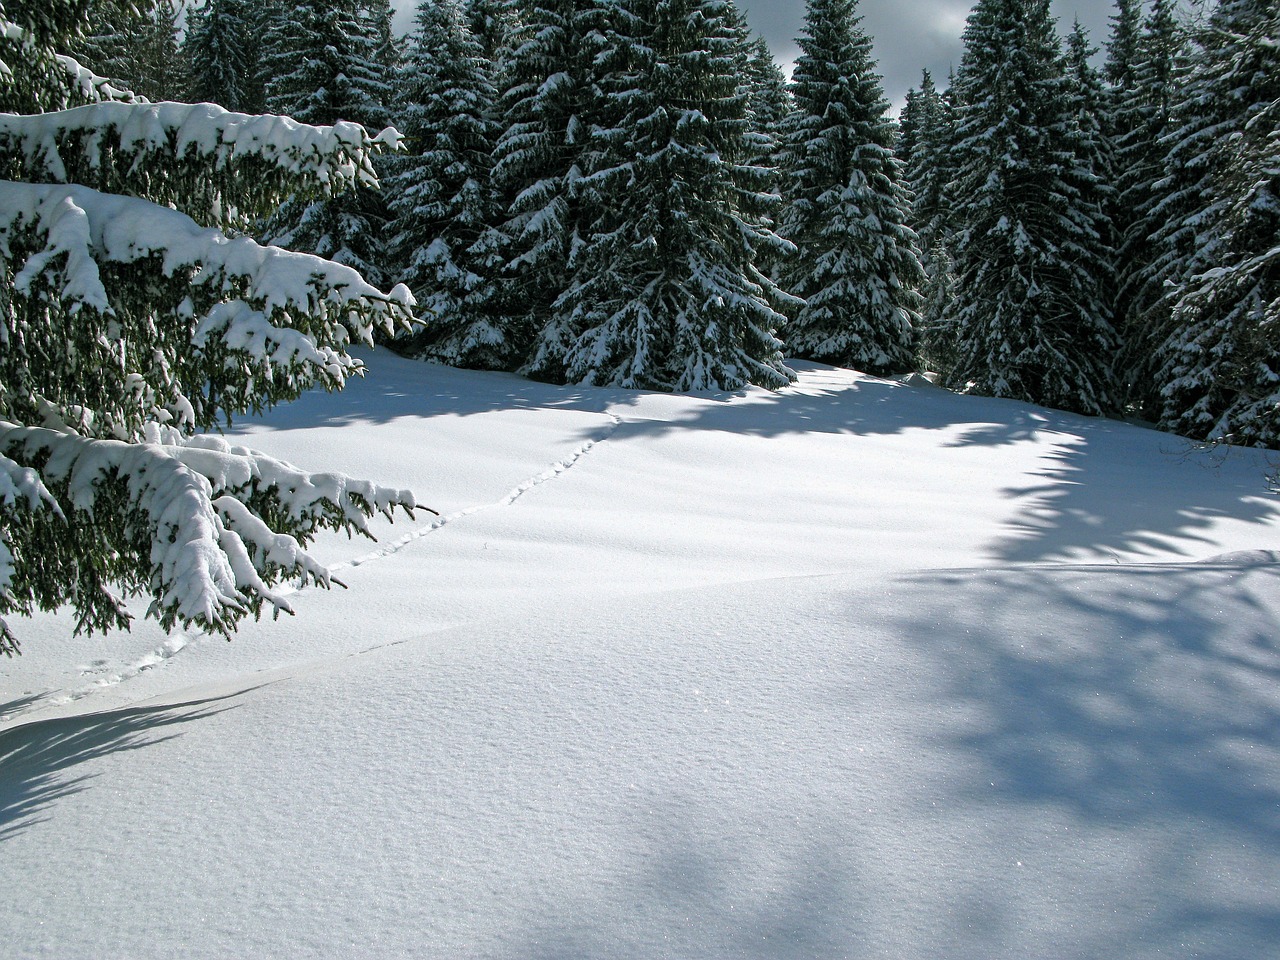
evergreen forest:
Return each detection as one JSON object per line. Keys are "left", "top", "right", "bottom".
{"left": 71, "top": 0, "right": 1280, "bottom": 436}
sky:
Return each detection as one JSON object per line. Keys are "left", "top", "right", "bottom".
{"left": 737, "top": 0, "right": 1120, "bottom": 111}
{"left": 392, "top": 0, "right": 1122, "bottom": 114}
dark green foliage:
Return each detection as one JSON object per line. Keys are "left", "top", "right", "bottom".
{"left": 777, "top": 0, "right": 921, "bottom": 374}
{"left": 488, "top": 0, "right": 607, "bottom": 371}
{"left": 899, "top": 70, "right": 957, "bottom": 372}
{"left": 259, "top": 0, "right": 397, "bottom": 287}
{"left": 0, "top": 0, "right": 418, "bottom": 654}
{"left": 1148, "top": 0, "right": 1280, "bottom": 445}
{"left": 944, "top": 0, "right": 1117, "bottom": 416}
{"left": 183, "top": 0, "right": 255, "bottom": 112}
{"left": 1111, "top": 0, "right": 1186, "bottom": 412}
{"left": 390, "top": 0, "right": 510, "bottom": 368}
{"left": 520, "top": 0, "right": 794, "bottom": 391}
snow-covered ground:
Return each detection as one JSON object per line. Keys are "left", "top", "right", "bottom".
{"left": 3, "top": 348, "right": 1279, "bottom": 959}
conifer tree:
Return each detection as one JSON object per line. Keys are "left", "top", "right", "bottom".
{"left": 945, "top": 0, "right": 1116, "bottom": 415}
{"left": 1103, "top": 0, "right": 1142, "bottom": 98}
{"left": 738, "top": 31, "right": 793, "bottom": 283}
{"left": 1112, "top": 0, "right": 1185, "bottom": 411}
{"left": 1063, "top": 19, "right": 1117, "bottom": 329}
{"left": 260, "top": 0, "right": 397, "bottom": 288}
{"left": 366, "top": 0, "right": 402, "bottom": 72}
{"left": 899, "top": 69, "right": 956, "bottom": 372}
{"left": 491, "top": 0, "right": 608, "bottom": 375}
{"left": 525, "top": 0, "right": 795, "bottom": 390}
{"left": 390, "top": 0, "right": 508, "bottom": 368}
{"left": 0, "top": 0, "right": 420, "bottom": 654}
{"left": 464, "top": 0, "right": 520, "bottom": 62}
{"left": 778, "top": 0, "right": 922, "bottom": 374}
{"left": 1149, "top": 0, "right": 1280, "bottom": 445}
{"left": 184, "top": 0, "right": 252, "bottom": 111}
{"left": 70, "top": 0, "right": 183, "bottom": 101}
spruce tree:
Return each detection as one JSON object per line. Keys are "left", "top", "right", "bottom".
{"left": 899, "top": 69, "right": 956, "bottom": 372}
{"left": 390, "top": 0, "right": 509, "bottom": 368}
{"left": 464, "top": 0, "right": 520, "bottom": 62}
{"left": 491, "top": 0, "right": 607, "bottom": 376}
{"left": 944, "top": 0, "right": 1116, "bottom": 416}
{"left": 737, "top": 30, "right": 793, "bottom": 284}
{"left": 184, "top": 0, "right": 252, "bottom": 111}
{"left": 0, "top": 0, "right": 420, "bottom": 654}
{"left": 778, "top": 0, "right": 922, "bottom": 374}
{"left": 1103, "top": 0, "right": 1142, "bottom": 96}
{"left": 526, "top": 0, "right": 795, "bottom": 391}
{"left": 260, "top": 0, "right": 396, "bottom": 288}
{"left": 1150, "top": 0, "right": 1280, "bottom": 445}
{"left": 1063, "top": 19, "right": 1117, "bottom": 334}
{"left": 70, "top": 0, "right": 183, "bottom": 101}
{"left": 1112, "top": 0, "right": 1185, "bottom": 412}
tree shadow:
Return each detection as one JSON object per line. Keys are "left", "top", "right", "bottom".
{"left": 246, "top": 349, "right": 1280, "bottom": 564}
{"left": 0, "top": 690, "right": 250, "bottom": 842}
{"left": 242, "top": 350, "right": 646, "bottom": 430}
{"left": 246, "top": 349, "right": 1052, "bottom": 444}
{"left": 616, "top": 364, "right": 1066, "bottom": 446}
{"left": 888, "top": 562, "right": 1280, "bottom": 954}
{"left": 509, "top": 798, "right": 872, "bottom": 960}
{"left": 987, "top": 421, "right": 1279, "bottom": 562}
{"left": 0, "top": 692, "right": 50, "bottom": 723}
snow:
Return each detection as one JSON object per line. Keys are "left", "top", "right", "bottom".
{"left": 0, "top": 101, "right": 387, "bottom": 190}
{"left": 0, "top": 181, "right": 416, "bottom": 404}
{"left": 2, "top": 348, "right": 1279, "bottom": 958}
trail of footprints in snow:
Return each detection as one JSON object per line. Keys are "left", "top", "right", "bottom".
{"left": 337, "top": 411, "right": 622, "bottom": 572}
{"left": 41, "top": 413, "right": 622, "bottom": 705}
{"left": 60, "top": 634, "right": 191, "bottom": 702}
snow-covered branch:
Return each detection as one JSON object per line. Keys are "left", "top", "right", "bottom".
{"left": 1, "top": 12, "right": 141, "bottom": 113}
{"left": 0, "top": 422, "right": 419, "bottom": 655}
{"left": 0, "top": 102, "right": 404, "bottom": 230}
{"left": 0, "top": 181, "right": 416, "bottom": 436}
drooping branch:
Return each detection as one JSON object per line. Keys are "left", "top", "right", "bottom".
{"left": 0, "top": 423, "right": 420, "bottom": 655}
{"left": 0, "top": 101, "right": 404, "bottom": 230}
{"left": 0, "top": 181, "right": 417, "bottom": 437}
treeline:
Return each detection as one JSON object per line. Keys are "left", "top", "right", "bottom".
{"left": 903, "top": 0, "right": 1278, "bottom": 443}
{"left": 100, "top": 0, "right": 1279, "bottom": 445}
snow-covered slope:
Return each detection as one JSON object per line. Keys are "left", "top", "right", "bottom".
{"left": 3, "top": 349, "right": 1278, "bottom": 958}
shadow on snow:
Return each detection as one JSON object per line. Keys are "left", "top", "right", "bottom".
{"left": 246, "top": 352, "right": 1280, "bottom": 565}
{"left": 0, "top": 691, "right": 248, "bottom": 842}
{"left": 887, "top": 562, "right": 1280, "bottom": 954}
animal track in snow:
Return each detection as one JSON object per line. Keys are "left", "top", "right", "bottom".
{"left": 31, "top": 414, "right": 621, "bottom": 710}
{"left": 60, "top": 634, "right": 193, "bottom": 702}
{"left": 332, "top": 411, "right": 623, "bottom": 574}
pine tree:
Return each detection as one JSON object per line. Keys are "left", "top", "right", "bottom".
{"left": 778, "top": 0, "right": 922, "bottom": 373}
{"left": 944, "top": 0, "right": 1116, "bottom": 415}
{"left": 525, "top": 0, "right": 795, "bottom": 390}
{"left": 899, "top": 69, "right": 956, "bottom": 372}
{"left": 260, "top": 0, "right": 397, "bottom": 288}
{"left": 390, "top": 0, "right": 508, "bottom": 368}
{"left": 1150, "top": 0, "right": 1280, "bottom": 445}
{"left": 184, "top": 0, "right": 252, "bottom": 111}
{"left": 0, "top": 0, "right": 420, "bottom": 654}
{"left": 490, "top": 0, "right": 608, "bottom": 376}
{"left": 1112, "top": 0, "right": 1185, "bottom": 412}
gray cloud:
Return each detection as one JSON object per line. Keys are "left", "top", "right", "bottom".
{"left": 390, "top": 0, "right": 1122, "bottom": 113}
{"left": 738, "top": 0, "right": 1120, "bottom": 111}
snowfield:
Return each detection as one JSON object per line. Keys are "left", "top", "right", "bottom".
{"left": 2, "top": 348, "right": 1278, "bottom": 958}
